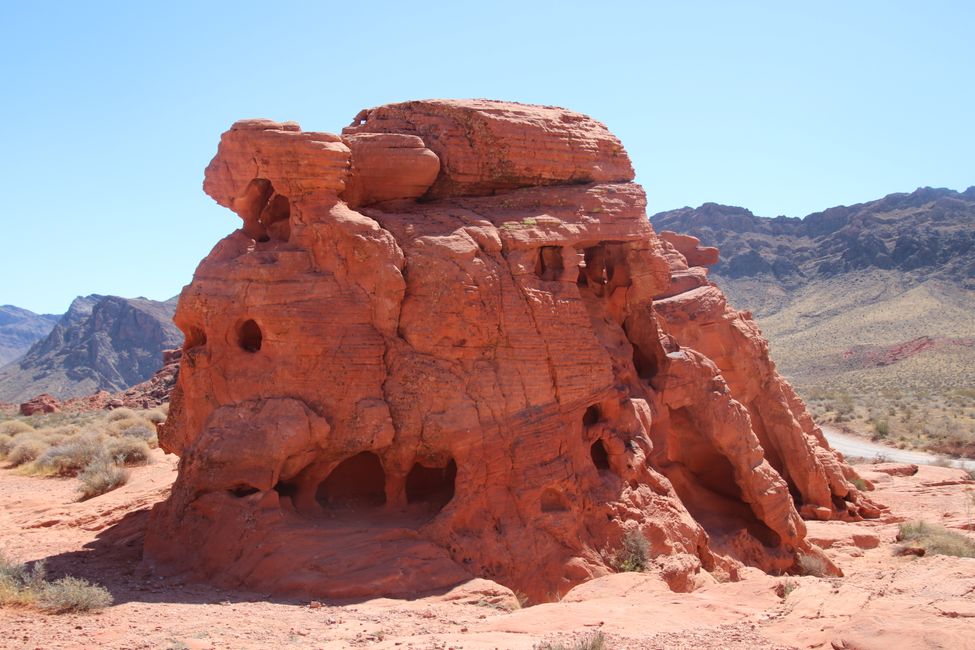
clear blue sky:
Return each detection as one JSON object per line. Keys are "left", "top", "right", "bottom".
{"left": 2, "top": 1, "right": 972, "bottom": 314}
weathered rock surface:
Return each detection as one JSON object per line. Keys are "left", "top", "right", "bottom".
{"left": 144, "top": 100, "right": 879, "bottom": 602}
{"left": 18, "top": 393, "right": 59, "bottom": 416}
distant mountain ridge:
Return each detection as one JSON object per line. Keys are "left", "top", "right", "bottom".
{"left": 0, "top": 294, "right": 180, "bottom": 403}
{"left": 652, "top": 186, "right": 975, "bottom": 289}
{"left": 649, "top": 186, "right": 975, "bottom": 394}
{"left": 0, "top": 305, "right": 60, "bottom": 365}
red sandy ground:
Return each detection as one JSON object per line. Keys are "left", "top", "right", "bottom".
{"left": 1, "top": 452, "right": 973, "bottom": 650}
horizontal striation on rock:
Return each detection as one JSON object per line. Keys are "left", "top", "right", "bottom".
{"left": 144, "top": 99, "right": 883, "bottom": 603}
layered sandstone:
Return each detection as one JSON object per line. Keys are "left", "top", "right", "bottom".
{"left": 144, "top": 99, "right": 881, "bottom": 602}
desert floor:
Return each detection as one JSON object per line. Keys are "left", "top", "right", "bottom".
{"left": 1, "top": 450, "right": 973, "bottom": 650}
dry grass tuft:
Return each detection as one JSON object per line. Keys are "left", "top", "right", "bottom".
{"left": 797, "top": 553, "right": 829, "bottom": 577}
{"left": 106, "top": 407, "right": 137, "bottom": 422}
{"left": 39, "top": 577, "right": 114, "bottom": 613}
{"left": 107, "top": 437, "right": 152, "bottom": 466}
{"left": 6, "top": 438, "right": 50, "bottom": 467}
{"left": 897, "top": 521, "right": 975, "bottom": 558}
{"left": 609, "top": 528, "right": 650, "bottom": 573}
{"left": 78, "top": 457, "right": 129, "bottom": 500}
{"left": 534, "top": 632, "right": 606, "bottom": 650}
{"left": 0, "top": 553, "right": 112, "bottom": 613}
{"left": 0, "top": 420, "right": 35, "bottom": 436}
{"left": 33, "top": 434, "right": 106, "bottom": 476}
{"left": 0, "top": 406, "right": 161, "bottom": 498}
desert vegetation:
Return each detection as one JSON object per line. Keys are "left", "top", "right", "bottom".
{"left": 535, "top": 631, "right": 606, "bottom": 650}
{"left": 0, "top": 405, "right": 165, "bottom": 500}
{"left": 609, "top": 529, "right": 650, "bottom": 573}
{"left": 0, "top": 553, "right": 112, "bottom": 613}
{"left": 803, "top": 386, "right": 975, "bottom": 459}
{"left": 896, "top": 521, "right": 975, "bottom": 558}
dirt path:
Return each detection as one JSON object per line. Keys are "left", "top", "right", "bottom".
{"left": 822, "top": 425, "right": 975, "bottom": 472}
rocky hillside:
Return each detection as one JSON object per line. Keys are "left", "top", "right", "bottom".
{"left": 0, "top": 295, "right": 180, "bottom": 403}
{"left": 0, "top": 306, "right": 60, "bottom": 366}
{"left": 650, "top": 186, "right": 975, "bottom": 406}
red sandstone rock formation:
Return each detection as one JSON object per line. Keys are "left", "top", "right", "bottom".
{"left": 144, "top": 100, "right": 881, "bottom": 603}
{"left": 19, "top": 393, "right": 59, "bottom": 416}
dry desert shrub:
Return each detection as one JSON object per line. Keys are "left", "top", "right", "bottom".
{"left": 33, "top": 434, "right": 106, "bottom": 476}
{"left": 6, "top": 437, "right": 49, "bottom": 467}
{"left": 78, "top": 457, "right": 129, "bottom": 500}
{"left": 535, "top": 631, "right": 606, "bottom": 650}
{"left": 0, "top": 420, "right": 35, "bottom": 436}
{"left": 4, "top": 406, "right": 161, "bottom": 499}
{"left": 107, "top": 437, "right": 152, "bottom": 465}
{"left": 797, "top": 553, "right": 829, "bottom": 577}
{"left": 39, "top": 576, "right": 114, "bottom": 613}
{"left": 610, "top": 528, "right": 650, "bottom": 573}
{"left": 897, "top": 521, "right": 975, "bottom": 558}
{"left": 0, "top": 433, "right": 15, "bottom": 457}
{"left": 143, "top": 408, "right": 167, "bottom": 424}
{"left": 118, "top": 422, "right": 158, "bottom": 447}
{"left": 0, "top": 553, "right": 112, "bottom": 613}
{"left": 106, "top": 407, "right": 137, "bottom": 422}
{"left": 0, "top": 554, "right": 46, "bottom": 607}
{"left": 105, "top": 416, "right": 150, "bottom": 436}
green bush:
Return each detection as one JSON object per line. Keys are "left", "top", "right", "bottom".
{"left": 78, "top": 458, "right": 129, "bottom": 500}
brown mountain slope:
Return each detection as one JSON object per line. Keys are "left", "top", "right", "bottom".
{"left": 0, "top": 295, "right": 180, "bottom": 403}
{"left": 0, "top": 305, "right": 60, "bottom": 366}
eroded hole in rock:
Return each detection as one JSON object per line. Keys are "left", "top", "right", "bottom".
{"left": 579, "top": 246, "right": 607, "bottom": 291}
{"left": 669, "top": 408, "right": 739, "bottom": 500}
{"left": 406, "top": 459, "right": 457, "bottom": 511}
{"left": 260, "top": 193, "right": 292, "bottom": 242}
{"left": 631, "top": 342, "right": 659, "bottom": 382}
{"left": 237, "top": 319, "right": 263, "bottom": 353}
{"left": 274, "top": 479, "right": 298, "bottom": 499}
{"left": 591, "top": 440, "right": 610, "bottom": 471}
{"left": 229, "top": 485, "right": 260, "bottom": 498}
{"left": 535, "top": 246, "right": 565, "bottom": 281}
{"left": 184, "top": 325, "right": 207, "bottom": 350}
{"left": 235, "top": 178, "right": 292, "bottom": 243}
{"left": 583, "top": 404, "right": 601, "bottom": 427}
{"left": 667, "top": 407, "right": 782, "bottom": 548}
{"left": 316, "top": 452, "right": 387, "bottom": 510}
{"left": 540, "top": 487, "right": 569, "bottom": 513}
{"left": 746, "top": 401, "right": 789, "bottom": 490}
